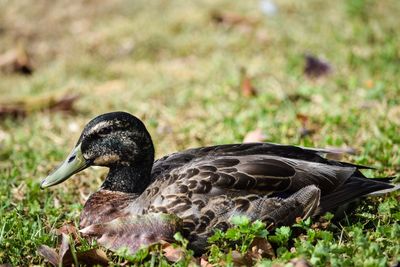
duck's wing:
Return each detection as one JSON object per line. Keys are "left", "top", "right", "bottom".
{"left": 148, "top": 142, "right": 397, "bottom": 211}
{"left": 152, "top": 143, "right": 371, "bottom": 178}
{"left": 151, "top": 143, "right": 359, "bottom": 195}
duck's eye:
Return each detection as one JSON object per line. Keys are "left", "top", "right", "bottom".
{"left": 97, "top": 127, "right": 112, "bottom": 136}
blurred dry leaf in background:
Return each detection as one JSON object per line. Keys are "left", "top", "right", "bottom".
{"left": 296, "top": 113, "right": 317, "bottom": 138}
{"left": 210, "top": 11, "right": 258, "bottom": 29}
{"left": 0, "top": 93, "right": 80, "bottom": 120}
{"left": 240, "top": 67, "right": 257, "bottom": 97}
{"left": 243, "top": 128, "right": 266, "bottom": 143}
{"left": 0, "top": 44, "right": 33, "bottom": 75}
{"left": 304, "top": 54, "right": 331, "bottom": 78}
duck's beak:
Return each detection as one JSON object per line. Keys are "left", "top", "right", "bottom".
{"left": 40, "top": 143, "right": 89, "bottom": 189}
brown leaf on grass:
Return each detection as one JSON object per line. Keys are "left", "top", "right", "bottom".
{"left": 243, "top": 128, "right": 266, "bottom": 143}
{"left": 77, "top": 249, "right": 110, "bottom": 266}
{"left": 296, "top": 113, "right": 309, "bottom": 124}
{"left": 162, "top": 243, "right": 185, "bottom": 262}
{"left": 231, "top": 250, "right": 254, "bottom": 266}
{"left": 210, "top": 11, "right": 258, "bottom": 28}
{"left": 0, "top": 93, "right": 80, "bottom": 120}
{"left": 59, "top": 233, "right": 73, "bottom": 265}
{"left": 200, "top": 257, "right": 213, "bottom": 267}
{"left": 304, "top": 54, "right": 331, "bottom": 78}
{"left": 0, "top": 106, "right": 26, "bottom": 119}
{"left": 240, "top": 67, "right": 257, "bottom": 97}
{"left": 38, "top": 234, "right": 109, "bottom": 267}
{"left": 53, "top": 224, "right": 80, "bottom": 242}
{"left": 0, "top": 45, "right": 33, "bottom": 75}
{"left": 299, "top": 127, "right": 316, "bottom": 138}
{"left": 48, "top": 94, "right": 80, "bottom": 112}
{"left": 248, "top": 237, "right": 275, "bottom": 260}
{"left": 38, "top": 245, "right": 60, "bottom": 266}
{"left": 296, "top": 113, "right": 317, "bottom": 138}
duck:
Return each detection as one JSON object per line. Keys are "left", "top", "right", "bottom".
{"left": 40, "top": 111, "right": 398, "bottom": 254}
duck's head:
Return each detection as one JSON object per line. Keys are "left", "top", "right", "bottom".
{"left": 40, "top": 112, "right": 154, "bottom": 192}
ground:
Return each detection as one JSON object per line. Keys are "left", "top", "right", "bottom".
{"left": 0, "top": 0, "right": 399, "bottom": 266}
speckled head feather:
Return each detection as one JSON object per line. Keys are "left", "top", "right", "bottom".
{"left": 78, "top": 111, "right": 155, "bottom": 193}
{"left": 78, "top": 112, "right": 153, "bottom": 165}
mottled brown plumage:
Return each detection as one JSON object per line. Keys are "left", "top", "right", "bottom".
{"left": 41, "top": 112, "right": 398, "bottom": 254}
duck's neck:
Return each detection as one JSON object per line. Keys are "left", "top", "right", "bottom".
{"left": 101, "top": 161, "right": 153, "bottom": 194}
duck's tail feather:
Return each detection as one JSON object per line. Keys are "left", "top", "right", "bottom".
{"left": 314, "top": 176, "right": 398, "bottom": 216}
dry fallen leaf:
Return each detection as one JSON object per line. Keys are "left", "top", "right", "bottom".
{"left": 0, "top": 44, "right": 33, "bottom": 75}
{"left": 296, "top": 113, "right": 317, "bottom": 138}
{"left": 231, "top": 250, "right": 253, "bottom": 266}
{"left": 59, "top": 234, "right": 73, "bottom": 265}
{"left": 240, "top": 67, "right": 257, "bottom": 97}
{"left": 48, "top": 94, "right": 80, "bottom": 112}
{"left": 244, "top": 128, "right": 266, "bottom": 143}
{"left": 249, "top": 237, "right": 275, "bottom": 260}
{"left": 200, "top": 257, "right": 213, "bottom": 267}
{"left": 77, "top": 249, "right": 110, "bottom": 266}
{"left": 163, "top": 243, "right": 185, "bottom": 262}
{"left": 38, "top": 245, "right": 59, "bottom": 266}
{"left": 0, "top": 106, "right": 26, "bottom": 119}
{"left": 304, "top": 54, "right": 331, "bottom": 78}
{"left": 0, "top": 93, "right": 80, "bottom": 120}
{"left": 38, "top": 233, "right": 109, "bottom": 267}
{"left": 53, "top": 224, "right": 80, "bottom": 242}
{"left": 210, "top": 11, "right": 258, "bottom": 28}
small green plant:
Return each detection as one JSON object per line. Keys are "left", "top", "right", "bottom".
{"left": 114, "top": 232, "right": 194, "bottom": 266}
{"left": 207, "top": 216, "right": 269, "bottom": 265}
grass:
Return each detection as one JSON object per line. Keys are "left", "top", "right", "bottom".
{"left": 0, "top": 0, "right": 399, "bottom": 265}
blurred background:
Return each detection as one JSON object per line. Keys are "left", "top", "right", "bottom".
{"left": 0, "top": 0, "right": 399, "bottom": 264}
